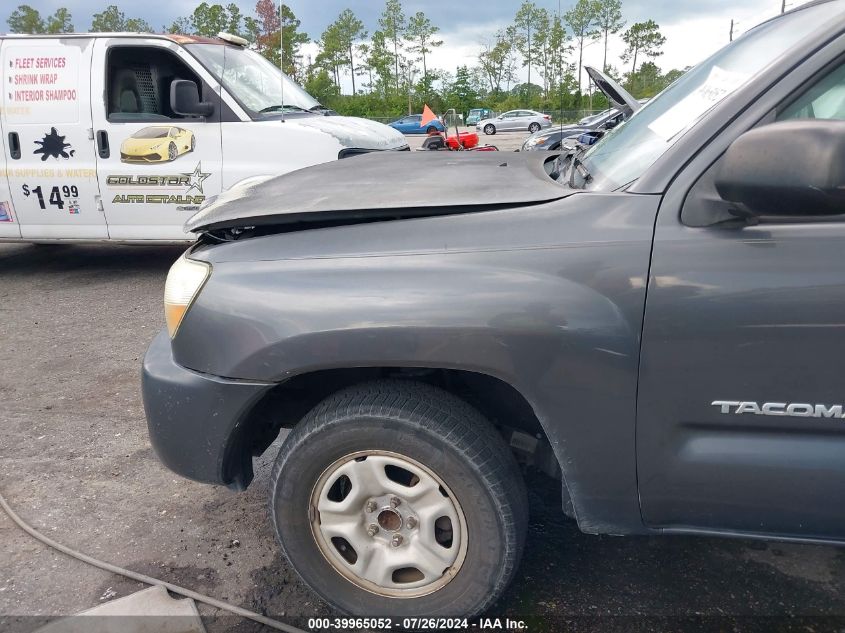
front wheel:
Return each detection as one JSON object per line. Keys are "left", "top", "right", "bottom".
{"left": 528, "top": 122, "right": 541, "bottom": 133}
{"left": 269, "top": 380, "right": 528, "bottom": 617}
{"left": 483, "top": 124, "right": 496, "bottom": 135}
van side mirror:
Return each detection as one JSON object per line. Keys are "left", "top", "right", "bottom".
{"left": 715, "top": 120, "right": 845, "bottom": 217}
{"left": 170, "top": 80, "right": 214, "bottom": 118}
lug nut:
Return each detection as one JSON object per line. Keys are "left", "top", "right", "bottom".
{"left": 390, "top": 496, "right": 401, "bottom": 508}
{"left": 391, "top": 534, "right": 403, "bottom": 547}
{"left": 406, "top": 516, "right": 418, "bottom": 529}
{"left": 365, "top": 501, "right": 377, "bottom": 513}
{"left": 367, "top": 524, "right": 379, "bottom": 537}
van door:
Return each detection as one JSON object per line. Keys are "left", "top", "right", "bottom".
{"left": 0, "top": 132, "right": 21, "bottom": 238}
{"left": 1, "top": 37, "right": 106, "bottom": 240}
{"left": 0, "top": 68, "right": 21, "bottom": 238}
{"left": 91, "top": 38, "right": 223, "bottom": 241}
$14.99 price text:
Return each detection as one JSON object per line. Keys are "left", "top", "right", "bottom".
{"left": 22, "top": 184, "right": 79, "bottom": 211}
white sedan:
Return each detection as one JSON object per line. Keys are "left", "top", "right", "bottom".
{"left": 476, "top": 109, "right": 552, "bottom": 135}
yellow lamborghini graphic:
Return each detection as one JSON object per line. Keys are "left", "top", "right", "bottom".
{"left": 120, "top": 126, "right": 195, "bottom": 163}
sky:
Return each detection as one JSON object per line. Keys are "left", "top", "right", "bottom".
{"left": 2, "top": 0, "right": 815, "bottom": 91}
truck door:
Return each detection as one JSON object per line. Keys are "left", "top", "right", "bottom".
{"left": 637, "top": 57, "right": 845, "bottom": 540}
{"left": 1, "top": 37, "right": 106, "bottom": 239}
{"left": 90, "top": 38, "right": 223, "bottom": 241}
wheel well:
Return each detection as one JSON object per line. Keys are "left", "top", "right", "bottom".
{"left": 237, "top": 367, "right": 551, "bottom": 473}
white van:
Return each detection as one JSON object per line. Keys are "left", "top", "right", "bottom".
{"left": 0, "top": 32, "right": 407, "bottom": 242}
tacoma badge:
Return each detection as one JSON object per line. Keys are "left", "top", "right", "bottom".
{"left": 711, "top": 401, "right": 845, "bottom": 418}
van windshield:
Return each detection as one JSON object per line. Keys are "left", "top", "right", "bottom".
{"left": 186, "top": 44, "right": 321, "bottom": 116}
{"left": 578, "top": 0, "right": 843, "bottom": 191}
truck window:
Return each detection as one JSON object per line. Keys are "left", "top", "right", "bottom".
{"left": 106, "top": 46, "right": 204, "bottom": 122}
{"left": 778, "top": 60, "right": 845, "bottom": 121}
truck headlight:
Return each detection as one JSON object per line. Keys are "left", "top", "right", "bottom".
{"left": 164, "top": 254, "right": 211, "bottom": 338}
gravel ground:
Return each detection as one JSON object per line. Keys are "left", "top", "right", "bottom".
{"left": 1, "top": 237, "right": 845, "bottom": 631}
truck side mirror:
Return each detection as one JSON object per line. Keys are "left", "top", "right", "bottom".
{"left": 170, "top": 79, "right": 214, "bottom": 118}
{"left": 715, "top": 120, "right": 845, "bottom": 217}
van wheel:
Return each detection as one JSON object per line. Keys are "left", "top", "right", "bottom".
{"left": 484, "top": 124, "right": 496, "bottom": 135}
{"left": 167, "top": 142, "right": 177, "bottom": 161}
{"left": 528, "top": 122, "right": 541, "bottom": 133}
{"left": 269, "top": 380, "right": 528, "bottom": 617}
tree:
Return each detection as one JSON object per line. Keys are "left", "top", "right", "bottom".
{"left": 564, "top": 0, "right": 600, "bottom": 97}
{"left": 90, "top": 6, "right": 151, "bottom": 32}
{"left": 595, "top": 0, "right": 624, "bottom": 72}
{"left": 405, "top": 12, "right": 442, "bottom": 94}
{"left": 477, "top": 27, "right": 520, "bottom": 97}
{"left": 190, "top": 3, "right": 231, "bottom": 36}
{"left": 253, "top": 0, "right": 280, "bottom": 62}
{"left": 378, "top": 0, "right": 407, "bottom": 93}
{"left": 546, "top": 14, "right": 571, "bottom": 94}
{"left": 330, "top": 9, "right": 367, "bottom": 94}
{"left": 513, "top": 2, "right": 542, "bottom": 102}
{"left": 251, "top": 1, "right": 307, "bottom": 76}
{"left": 165, "top": 17, "right": 192, "bottom": 34}
{"left": 444, "top": 65, "right": 479, "bottom": 117}
{"left": 46, "top": 8, "right": 73, "bottom": 33}
{"left": 621, "top": 20, "right": 666, "bottom": 75}
{"left": 9, "top": 4, "right": 73, "bottom": 34}
{"left": 280, "top": 4, "right": 309, "bottom": 77}
{"left": 8, "top": 5, "right": 45, "bottom": 33}
{"left": 367, "top": 30, "right": 395, "bottom": 94}
{"left": 304, "top": 67, "right": 338, "bottom": 104}
{"left": 316, "top": 22, "right": 347, "bottom": 89}
{"left": 530, "top": 8, "right": 551, "bottom": 98}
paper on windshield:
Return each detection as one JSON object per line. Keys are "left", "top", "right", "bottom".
{"left": 648, "top": 66, "right": 749, "bottom": 141}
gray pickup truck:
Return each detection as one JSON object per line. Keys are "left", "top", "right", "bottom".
{"left": 142, "top": 0, "right": 845, "bottom": 618}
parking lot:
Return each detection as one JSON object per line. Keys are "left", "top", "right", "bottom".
{"left": 2, "top": 240, "right": 845, "bottom": 633}
{"left": 405, "top": 127, "right": 529, "bottom": 152}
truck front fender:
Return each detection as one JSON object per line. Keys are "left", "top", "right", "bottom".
{"left": 176, "top": 195, "right": 660, "bottom": 533}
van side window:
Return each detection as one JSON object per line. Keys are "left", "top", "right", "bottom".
{"left": 107, "top": 47, "right": 204, "bottom": 122}
{"left": 778, "top": 61, "right": 845, "bottom": 121}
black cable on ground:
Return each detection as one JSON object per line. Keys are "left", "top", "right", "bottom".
{"left": 0, "top": 487, "right": 307, "bottom": 633}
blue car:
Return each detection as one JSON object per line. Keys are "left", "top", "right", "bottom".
{"left": 389, "top": 114, "right": 445, "bottom": 135}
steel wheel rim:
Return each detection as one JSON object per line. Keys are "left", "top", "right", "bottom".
{"left": 309, "top": 450, "right": 468, "bottom": 598}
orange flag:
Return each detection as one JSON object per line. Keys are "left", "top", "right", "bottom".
{"left": 420, "top": 104, "right": 438, "bottom": 127}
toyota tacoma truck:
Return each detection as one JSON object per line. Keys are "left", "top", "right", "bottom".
{"left": 143, "top": 0, "right": 845, "bottom": 618}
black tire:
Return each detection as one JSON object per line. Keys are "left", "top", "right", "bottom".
{"left": 426, "top": 125, "right": 438, "bottom": 134}
{"left": 167, "top": 142, "right": 177, "bottom": 161}
{"left": 483, "top": 124, "right": 496, "bottom": 135}
{"left": 528, "top": 122, "right": 541, "bottom": 133}
{"left": 269, "top": 380, "right": 528, "bottom": 618}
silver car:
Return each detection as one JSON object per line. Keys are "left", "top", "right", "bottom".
{"left": 476, "top": 109, "right": 552, "bottom": 135}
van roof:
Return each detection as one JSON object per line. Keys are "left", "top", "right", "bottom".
{"left": 0, "top": 33, "right": 225, "bottom": 45}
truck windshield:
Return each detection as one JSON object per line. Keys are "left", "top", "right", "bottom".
{"left": 579, "top": 1, "right": 843, "bottom": 191}
{"left": 186, "top": 44, "right": 321, "bottom": 116}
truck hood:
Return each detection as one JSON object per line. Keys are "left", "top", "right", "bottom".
{"left": 585, "top": 66, "right": 641, "bottom": 114}
{"left": 294, "top": 115, "right": 408, "bottom": 151}
{"left": 186, "top": 151, "right": 571, "bottom": 233}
